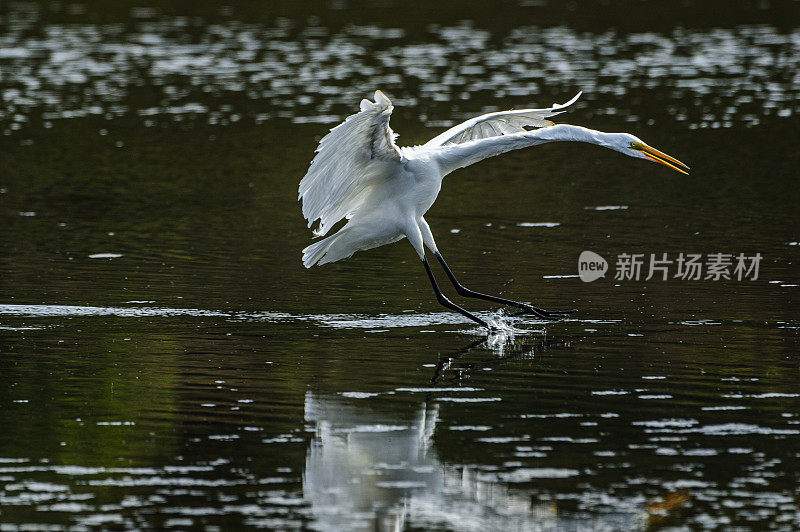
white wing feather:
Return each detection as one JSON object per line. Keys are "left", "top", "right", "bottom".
{"left": 422, "top": 92, "right": 582, "bottom": 148}
{"left": 298, "top": 90, "right": 402, "bottom": 237}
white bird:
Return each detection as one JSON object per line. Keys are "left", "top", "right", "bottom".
{"left": 298, "top": 90, "right": 689, "bottom": 329}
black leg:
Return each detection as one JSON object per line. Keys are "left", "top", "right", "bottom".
{"left": 422, "top": 256, "right": 491, "bottom": 330}
{"left": 433, "top": 251, "right": 575, "bottom": 320}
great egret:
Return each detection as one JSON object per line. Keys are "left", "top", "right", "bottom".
{"left": 298, "top": 91, "right": 689, "bottom": 329}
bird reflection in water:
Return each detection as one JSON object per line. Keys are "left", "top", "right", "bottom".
{"left": 303, "top": 337, "right": 560, "bottom": 531}
{"left": 302, "top": 336, "right": 689, "bottom": 530}
{"left": 430, "top": 333, "right": 568, "bottom": 386}
{"left": 303, "top": 394, "right": 553, "bottom": 531}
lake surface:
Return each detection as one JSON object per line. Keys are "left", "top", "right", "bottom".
{"left": 1, "top": 1, "right": 798, "bottom": 529}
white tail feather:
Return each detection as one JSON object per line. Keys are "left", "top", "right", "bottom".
{"left": 302, "top": 229, "right": 358, "bottom": 268}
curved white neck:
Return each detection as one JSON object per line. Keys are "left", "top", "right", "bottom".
{"left": 532, "top": 124, "right": 619, "bottom": 148}
{"left": 429, "top": 124, "right": 620, "bottom": 177}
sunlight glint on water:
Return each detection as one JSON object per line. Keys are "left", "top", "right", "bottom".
{"left": 1, "top": 10, "right": 799, "bottom": 134}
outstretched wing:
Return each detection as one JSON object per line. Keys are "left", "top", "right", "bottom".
{"left": 299, "top": 90, "right": 402, "bottom": 237}
{"left": 422, "top": 92, "right": 582, "bottom": 148}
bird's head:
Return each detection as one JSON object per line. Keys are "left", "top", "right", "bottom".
{"left": 611, "top": 133, "right": 690, "bottom": 175}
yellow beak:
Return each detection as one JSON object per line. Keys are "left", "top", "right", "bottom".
{"left": 632, "top": 142, "right": 690, "bottom": 175}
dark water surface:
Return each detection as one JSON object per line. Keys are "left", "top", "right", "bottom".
{"left": 1, "top": 1, "right": 799, "bottom": 529}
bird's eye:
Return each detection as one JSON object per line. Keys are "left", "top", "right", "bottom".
{"left": 629, "top": 141, "right": 645, "bottom": 150}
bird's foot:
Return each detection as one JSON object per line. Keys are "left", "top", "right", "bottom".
{"left": 510, "top": 305, "right": 576, "bottom": 320}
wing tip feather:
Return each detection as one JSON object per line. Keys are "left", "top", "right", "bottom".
{"left": 553, "top": 91, "right": 582, "bottom": 110}
{"left": 374, "top": 90, "right": 391, "bottom": 107}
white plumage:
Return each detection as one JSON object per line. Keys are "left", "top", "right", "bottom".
{"left": 423, "top": 91, "right": 582, "bottom": 147}
{"left": 297, "top": 90, "right": 688, "bottom": 327}
{"left": 298, "top": 90, "right": 401, "bottom": 241}
{"left": 298, "top": 90, "right": 586, "bottom": 267}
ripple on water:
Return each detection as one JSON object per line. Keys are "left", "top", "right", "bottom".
{"left": 0, "top": 303, "right": 554, "bottom": 331}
